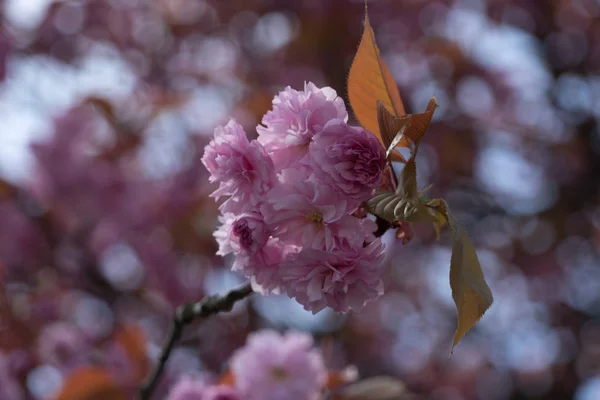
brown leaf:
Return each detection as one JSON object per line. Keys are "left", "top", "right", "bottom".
{"left": 390, "top": 97, "right": 437, "bottom": 199}
{"left": 377, "top": 102, "right": 407, "bottom": 163}
{"left": 400, "top": 97, "right": 437, "bottom": 149}
{"left": 348, "top": 10, "right": 405, "bottom": 149}
{"left": 338, "top": 376, "right": 408, "bottom": 400}
{"left": 114, "top": 324, "right": 149, "bottom": 383}
{"left": 56, "top": 367, "right": 127, "bottom": 400}
{"left": 382, "top": 97, "right": 438, "bottom": 162}
{"left": 217, "top": 369, "right": 235, "bottom": 386}
{"left": 325, "top": 366, "right": 359, "bottom": 390}
{"left": 448, "top": 215, "right": 493, "bottom": 352}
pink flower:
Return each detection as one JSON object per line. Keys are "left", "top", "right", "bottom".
{"left": 281, "top": 240, "right": 386, "bottom": 313}
{"left": 230, "top": 330, "right": 326, "bottom": 400}
{"left": 166, "top": 377, "right": 240, "bottom": 400}
{"left": 0, "top": 352, "right": 25, "bottom": 400}
{"left": 37, "top": 322, "right": 89, "bottom": 369}
{"left": 309, "top": 120, "right": 386, "bottom": 201}
{"left": 166, "top": 376, "right": 206, "bottom": 400}
{"left": 202, "top": 120, "right": 275, "bottom": 213}
{"left": 214, "top": 213, "right": 287, "bottom": 293}
{"left": 204, "top": 385, "right": 240, "bottom": 400}
{"left": 257, "top": 82, "right": 347, "bottom": 169}
{"left": 235, "top": 238, "right": 294, "bottom": 295}
{"left": 261, "top": 169, "right": 359, "bottom": 250}
{"left": 214, "top": 212, "right": 270, "bottom": 257}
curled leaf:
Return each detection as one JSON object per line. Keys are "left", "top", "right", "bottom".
{"left": 398, "top": 97, "right": 437, "bottom": 150}
{"left": 367, "top": 189, "right": 408, "bottom": 223}
{"left": 380, "top": 97, "right": 438, "bottom": 162}
{"left": 366, "top": 189, "right": 438, "bottom": 224}
{"left": 348, "top": 10, "right": 405, "bottom": 150}
{"left": 377, "top": 102, "right": 407, "bottom": 163}
{"left": 448, "top": 215, "right": 493, "bottom": 352}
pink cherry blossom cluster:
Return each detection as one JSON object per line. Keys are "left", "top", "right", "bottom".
{"left": 202, "top": 82, "right": 387, "bottom": 313}
{"left": 167, "top": 330, "right": 327, "bottom": 400}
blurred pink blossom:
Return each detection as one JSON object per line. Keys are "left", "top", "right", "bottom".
{"left": 203, "top": 384, "right": 240, "bottom": 400}
{"left": 166, "top": 377, "right": 240, "bottom": 400}
{"left": 166, "top": 376, "right": 208, "bottom": 400}
{"left": 230, "top": 330, "right": 326, "bottom": 400}
{"left": 0, "top": 352, "right": 25, "bottom": 400}
{"left": 36, "top": 322, "right": 90, "bottom": 370}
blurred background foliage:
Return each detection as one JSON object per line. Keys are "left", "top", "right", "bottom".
{"left": 0, "top": 0, "right": 600, "bottom": 399}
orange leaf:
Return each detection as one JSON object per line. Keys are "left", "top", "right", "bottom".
{"left": 325, "top": 366, "right": 359, "bottom": 390}
{"left": 379, "top": 97, "right": 437, "bottom": 161}
{"left": 56, "top": 367, "right": 127, "bottom": 400}
{"left": 348, "top": 9, "right": 405, "bottom": 159}
{"left": 114, "top": 324, "right": 149, "bottom": 383}
{"left": 217, "top": 369, "right": 235, "bottom": 386}
{"left": 376, "top": 102, "right": 407, "bottom": 163}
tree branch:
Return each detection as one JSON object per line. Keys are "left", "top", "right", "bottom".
{"left": 139, "top": 219, "right": 392, "bottom": 400}
{"left": 374, "top": 215, "right": 393, "bottom": 238}
{"left": 139, "top": 282, "right": 254, "bottom": 400}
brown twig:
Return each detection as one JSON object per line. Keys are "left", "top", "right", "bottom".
{"left": 139, "top": 217, "right": 392, "bottom": 400}
{"left": 139, "top": 282, "right": 254, "bottom": 400}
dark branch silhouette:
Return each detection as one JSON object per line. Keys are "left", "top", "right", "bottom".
{"left": 139, "top": 282, "right": 254, "bottom": 400}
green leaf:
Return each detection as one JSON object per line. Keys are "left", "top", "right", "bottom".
{"left": 366, "top": 189, "right": 493, "bottom": 352}
{"left": 366, "top": 189, "right": 442, "bottom": 226}
{"left": 366, "top": 189, "right": 410, "bottom": 222}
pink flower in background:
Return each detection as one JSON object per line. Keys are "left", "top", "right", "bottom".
{"left": 202, "top": 120, "right": 275, "bottom": 213}
{"left": 281, "top": 239, "right": 386, "bottom": 314}
{"left": 37, "top": 322, "right": 89, "bottom": 369}
{"left": 230, "top": 330, "right": 326, "bottom": 400}
{"left": 166, "top": 378, "right": 240, "bottom": 400}
{"left": 166, "top": 376, "right": 207, "bottom": 400}
{"left": 310, "top": 120, "right": 386, "bottom": 201}
{"left": 214, "top": 212, "right": 270, "bottom": 257}
{"left": 257, "top": 82, "right": 348, "bottom": 169}
{"left": 0, "top": 352, "right": 24, "bottom": 400}
{"left": 261, "top": 169, "right": 357, "bottom": 250}
{"left": 204, "top": 385, "right": 240, "bottom": 400}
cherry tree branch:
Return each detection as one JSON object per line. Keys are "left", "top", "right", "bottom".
{"left": 139, "top": 221, "right": 391, "bottom": 400}
{"left": 139, "top": 282, "right": 254, "bottom": 400}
